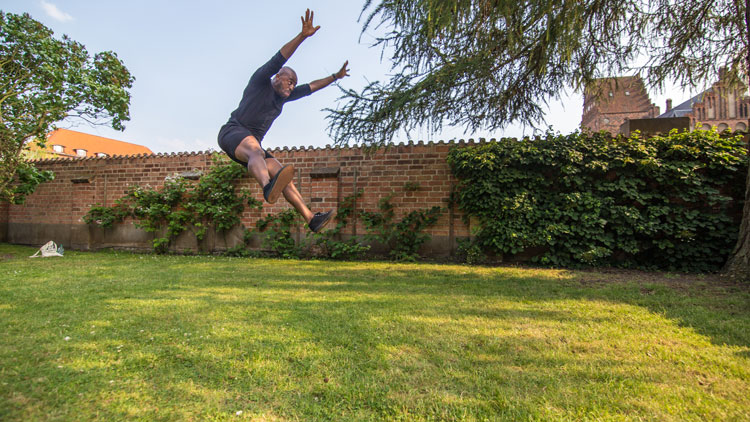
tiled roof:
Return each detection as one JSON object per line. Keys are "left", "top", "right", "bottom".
{"left": 35, "top": 128, "right": 153, "bottom": 158}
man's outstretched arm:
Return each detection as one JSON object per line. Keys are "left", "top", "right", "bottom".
{"left": 309, "top": 61, "right": 350, "bottom": 93}
{"left": 280, "top": 8, "right": 320, "bottom": 59}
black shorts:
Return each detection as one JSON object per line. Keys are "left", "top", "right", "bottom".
{"left": 217, "top": 123, "right": 274, "bottom": 166}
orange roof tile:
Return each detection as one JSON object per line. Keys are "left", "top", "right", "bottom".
{"left": 34, "top": 128, "right": 153, "bottom": 158}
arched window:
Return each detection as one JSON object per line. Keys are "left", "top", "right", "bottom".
{"left": 717, "top": 123, "right": 729, "bottom": 132}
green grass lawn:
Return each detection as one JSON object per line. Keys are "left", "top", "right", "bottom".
{"left": 0, "top": 243, "right": 748, "bottom": 421}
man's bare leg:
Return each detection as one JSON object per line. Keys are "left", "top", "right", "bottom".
{"left": 234, "top": 135, "right": 293, "bottom": 203}
{"left": 234, "top": 135, "right": 271, "bottom": 187}
{"left": 266, "top": 156, "right": 333, "bottom": 232}
{"left": 265, "top": 157, "right": 314, "bottom": 223}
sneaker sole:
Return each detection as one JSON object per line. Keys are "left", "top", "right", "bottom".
{"left": 266, "top": 165, "right": 294, "bottom": 204}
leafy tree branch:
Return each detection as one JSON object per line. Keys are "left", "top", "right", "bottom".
{"left": 0, "top": 11, "right": 134, "bottom": 203}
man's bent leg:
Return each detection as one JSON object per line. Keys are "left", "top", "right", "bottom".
{"left": 265, "top": 157, "right": 314, "bottom": 223}
{"left": 266, "top": 157, "right": 333, "bottom": 232}
{"left": 235, "top": 136, "right": 271, "bottom": 187}
{"left": 235, "top": 136, "right": 293, "bottom": 203}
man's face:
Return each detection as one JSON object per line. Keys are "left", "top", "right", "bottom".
{"left": 272, "top": 67, "right": 297, "bottom": 98}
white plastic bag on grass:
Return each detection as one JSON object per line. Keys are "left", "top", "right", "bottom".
{"left": 30, "top": 241, "right": 64, "bottom": 258}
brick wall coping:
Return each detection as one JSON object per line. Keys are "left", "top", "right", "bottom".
{"left": 26, "top": 138, "right": 499, "bottom": 164}
{"left": 25, "top": 130, "right": 748, "bottom": 165}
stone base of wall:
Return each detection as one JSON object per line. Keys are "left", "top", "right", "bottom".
{"left": 7, "top": 223, "right": 94, "bottom": 250}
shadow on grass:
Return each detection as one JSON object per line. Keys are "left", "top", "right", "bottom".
{"left": 193, "top": 260, "right": 750, "bottom": 352}
{"left": 7, "top": 250, "right": 749, "bottom": 351}
{"left": 45, "top": 287, "right": 661, "bottom": 419}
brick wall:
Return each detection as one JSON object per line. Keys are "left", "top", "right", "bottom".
{"left": 1, "top": 141, "right": 475, "bottom": 256}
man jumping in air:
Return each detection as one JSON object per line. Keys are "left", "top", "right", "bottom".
{"left": 218, "top": 9, "right": 349, "bottom": 233}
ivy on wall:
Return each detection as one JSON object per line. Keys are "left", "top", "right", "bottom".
{"left": 84, "top": 155, "right": 262, "bottom": 253}
{"left": 254, "top": 208, "right": 303, "bottom": 259}
{"left": 360, "top": 188, "right": 442, "bottom": 261}
{"left": 253, "top": 186, "right": 441, "bottom": 262}
{"left": 447, "top": 129, "right": 748, "bottom": 272}
{"left": 307, "top": 189, "right": 371, "bottom": 260}
{"left": 84, "top": 155, "right": 441, "bottom": 260}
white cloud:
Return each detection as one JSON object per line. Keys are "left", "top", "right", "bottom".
{"left": 40, "top": 1, "right": 73, "bottom": 22}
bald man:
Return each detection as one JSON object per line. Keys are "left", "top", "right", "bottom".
{"left": 218, "top": 9, "right": 349, "bottom": 232}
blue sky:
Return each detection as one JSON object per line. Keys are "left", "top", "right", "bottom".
{"left": 4, "top": 1, "right": 688, "bottom": 153}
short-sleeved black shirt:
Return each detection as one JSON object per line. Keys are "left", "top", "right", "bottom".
{"left": 224, "top": 51, "right": 312, "bottom": 141}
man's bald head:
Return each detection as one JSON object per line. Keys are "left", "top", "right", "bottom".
{"left": 272, "top": 66, "right": 298, "bottom": 98}
{"left": 279, "top": 67, "right": 297, "bottom": 83}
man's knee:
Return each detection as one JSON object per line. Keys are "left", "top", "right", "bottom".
{"left": 242, "top": 137, "right": 262, "bottom": 151}
{"left": 235, "top": 136, "right": 264, "bottom": 161}
{"left": 246, "top": 145, "right": 264, "bottom": 158}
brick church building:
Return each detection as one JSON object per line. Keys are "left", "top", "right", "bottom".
{"left": 581, "top": 70, "right": 750, "bottom": 135}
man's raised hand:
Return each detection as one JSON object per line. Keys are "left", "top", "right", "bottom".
{"left": 335, "top": 61, "right": 350, "bottom": 80}
{"left": 301, "top": 9, "right": 320, "bottom": 38}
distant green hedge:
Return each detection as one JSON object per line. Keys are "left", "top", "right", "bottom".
{"left": 447, "top": 130, "right": 748, "bottom": 272}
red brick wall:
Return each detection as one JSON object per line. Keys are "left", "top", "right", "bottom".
{"left": 3, "top": 141, "right": 474, "bottom": 255}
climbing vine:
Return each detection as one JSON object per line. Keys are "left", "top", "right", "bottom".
{"left": 252, "top": 186, "right": 441, "bottom": 261}
{"left": 84, "top": 154, "right": 262, "bottom": 253}
{"left": 254, "top": 208, "right": 302, "bottom": 259}
{"left": 308, "top": 189, "right": 370, "bottom": 260}
{"left": 84, "top": 154, "right": 442, "bottom": 260}
{"left": 360, "top": 184, "right": 442, "bottom": 261}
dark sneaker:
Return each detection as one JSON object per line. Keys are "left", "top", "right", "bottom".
{"left": 308, "top": 210, "right": 333, "bottom": 233}
{"left": 263, "top": 165, "right": 294, "bottom": 204}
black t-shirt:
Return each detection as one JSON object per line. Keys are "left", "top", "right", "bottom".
{"left": 227, "top": 51, "right": 312, "bottom": 141}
